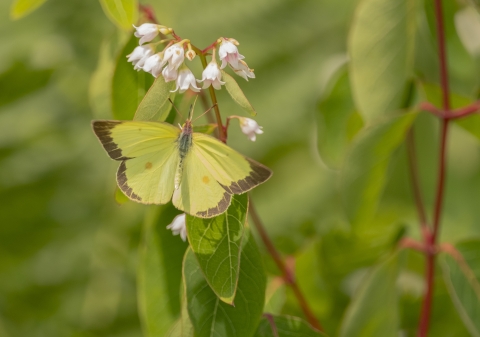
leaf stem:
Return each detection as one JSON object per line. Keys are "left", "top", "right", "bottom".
{"left": 418, "top": 0, "right": 451, "bottom": 335}
{"left": 249, "top": 199, "right": 324, "bottom": 332}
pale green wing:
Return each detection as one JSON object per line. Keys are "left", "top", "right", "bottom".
{"left": 92, "top": 120, "right": 180, "bottom": 204}
{"left": 172, "top": 151, "right": 232, "bottom": 218}
{"left": 192, "top": 133, "right": 272, "bottom": 194}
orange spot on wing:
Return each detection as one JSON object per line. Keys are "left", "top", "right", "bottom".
{"left": 202, "top": 176, "right": 210, "bottom": 183}
{"left": 145, "top": 162, "right": 152, "bottom": 169}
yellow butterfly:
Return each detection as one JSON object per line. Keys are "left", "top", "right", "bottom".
{"left": 92, "top": 106, "right": 272, "bottom": 218}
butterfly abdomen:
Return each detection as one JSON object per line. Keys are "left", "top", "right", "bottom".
{"left": 174, "top": 123, "right": 193, "bottom": 190}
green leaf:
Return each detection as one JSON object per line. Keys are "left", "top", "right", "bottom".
{"left": 420, "top": 82, "right": 480, "bottom": 141}
{"left": 263, "top": 278, "right": 286, "bottom": 315}
{"left": 112, "top": 34, "right": 155, "bottom": 120}
{"left": 316, "top": 67, "right": 363, "bottom": 169}
{"left": 98, "top": 0, "right": 138, "bottom": 31}
{"left": 166, "top": 294, "right": 195, "bottom": 337}
{"left": 186, "top": 194, "right": 248, "bottom": 304}
{"left": 440, "top": 239, "right": 480, "bottom": 337}
{"left": 114, "top": 186, "right": 129, "bottom": 205}
{"left": 254, "top": 315, "right": 326, "bottom": 337}
{"left": 339, "top": 253, "right": 403, "bottom": 337}
{"left": 193, "top": 124, "right": 218, "bottom": 135}
{"left": 138, "top": 204, "right": 189, "bottom": 337}
{"left": 10, "top": 0, "right": 48, "bottom": 19}
{"left": 341, "top": 112, "right": 417, "bottom": 227}
{"left": 222, "top": 70, "right": 257, "bottom": 116}
{"left": 183, "top": 229, "right": 266, "bottom": 337}
{"left": 348, "top": 0, "right": 419, "bottom": 122}
{"left": 0, "top": 62, "right": 53, "bottom": 107}
{"left": 134, "top": 78, "right": 176, "bottom": 121}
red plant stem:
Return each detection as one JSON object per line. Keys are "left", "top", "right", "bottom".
{"left": 420, "top": 101, "right": 480, "bottom": 120}
{"left": 249, "top": 200, "right": 324, "bottom": 332}
{"left": 406, "top": 129, "right": 428, "bottom": 229}
{"left": 418, "top": 0, "right": 451, "bottom": 335}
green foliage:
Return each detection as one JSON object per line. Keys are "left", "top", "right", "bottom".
{"left": 10, "top": 0, "right": 48, "bottom": 19}
{"left": 254, "top": 315, "right": 325, "bottom": 337}
{"left": 222, "top": 70, "right": 257, "bottom": 116}
{"left": 99, "top": 0, "right": 138, "bottom": 31}
{"left": 349, "top": 0, "right": 419, "bottom": 122}
{"left": 186, "top": 194, "right": 248, "bottom": 304}
{"left": 0, "top": 62, "right": 53, "bottom": 107}
{"left": 134, "top": 78, "right": 175, "bottom": 121}
{"left": 341, "top": 112, "right": 417, "bottom": 227}
{"left": 316, "top": 67, "right": 363, "bottom": 169}
{"left": 138, "top": 204, "right": 188, "bottom": 336}
{"left": 112, "top": 34, "right": 155, "bottom": 120}
{"left": 183, "top": 229, "right": 266, "bottom": 337}
{"left": 441, "top": 240, "right": 480, "bottom": 336}
{"left": 339, "top": 253, "right": 403, "bottom": 337}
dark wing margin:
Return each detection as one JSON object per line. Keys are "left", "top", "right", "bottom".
{"left": 220, "top": 158, "right": 272, "bottom": 194}
{"left": 116, "top": 161, "right": 142, "bottom": 202}
{"left": 92, "top": 120, "right": 130, "bottom": 161}
{"left": 195, "top": 191, "right": 231, "bottom": 218}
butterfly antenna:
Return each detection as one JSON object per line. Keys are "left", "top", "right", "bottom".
{"left": 187, "top": 95, "right": 200, "bottom": 121}
{"left": 168, "top": 98, "right": 184, "bottom": 119}
{"left": 192, "top": 103, "right": 218, "bottom": 123}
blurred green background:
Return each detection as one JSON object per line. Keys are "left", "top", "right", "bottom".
{"left": 1, "top": 0, "right": 480, "bottom": 336}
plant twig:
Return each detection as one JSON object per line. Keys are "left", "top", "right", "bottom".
{"left": 249, "top": 199, "right": 324, "bottom": 332}
{"left": 418, "top": 0, "right": 451, "bottom": 335}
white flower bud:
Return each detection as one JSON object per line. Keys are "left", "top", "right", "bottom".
{"left": 171, "top": 65, "right": 200, "bottom": 93}
{"left": 238, "top": 117, "right": 263, "bottom": 141}
{"left": 166, "top": 213, "right": 187, "bottom": 241}
{"left": 197, "top": 61, "right": 225, "bottom": 90}
{"left": 133, "top": 23, "right": 160, "bottom": 45}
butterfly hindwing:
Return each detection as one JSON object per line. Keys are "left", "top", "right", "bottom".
{"left": 172, "top": 149, "right": 232, "bottom": 218}
{"left": 192, "top": 133, "right": 272, "bottom": 194}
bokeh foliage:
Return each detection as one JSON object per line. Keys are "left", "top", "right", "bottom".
{"left": 2, "top": 0, "right": 480, "bottom": 336}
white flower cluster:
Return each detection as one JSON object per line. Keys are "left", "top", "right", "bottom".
{"left": 127, "top": 24, "right": 255, "bottom": 94}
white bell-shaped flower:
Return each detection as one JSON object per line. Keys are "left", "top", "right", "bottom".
{"left": 126, "top": 44, "right": 155, "bottom": 71}
{"left": 219, "top": 38, "right": 245, "bottom": 69}
{"left": 232, "top": 60, "right": 255, "bottom": 81}
{"left": 197, "top": 61, "right": 225, "bottom": 90}
{"left": 133, "top": 23, "right": 160, "bottom": 45}
{"left": 166, "top": 213, "right": 187, "bottom": 241}
{"left": 142, "top": 52, "right": 166, "bottom": 78}
{"left": 162, "top": 65, "right": 178, "bottom": 82}
{"left": 163, "top": 43, "right": 185, "bottom": 70}
{"left": 171, "top": 65, "right": 200, "bottom": 93}
{"left": 238, "top": 117, "right": 263, "bottom": 141}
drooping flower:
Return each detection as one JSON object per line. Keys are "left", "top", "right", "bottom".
{"left": 171, "top": 65, "right": 200, "bottom": 93}
{"left": 133, "top": 23, "right": 160, "bottom": 45}
{"left": 238, "top": 117, "right": 263, "bottom": 141}
{"left": 218, "top": 38, "right": 245, "bottom": 69}
{"left": 126, "top": 44, "right": 155, "bottom": 71}
{"left": 162, "top": 65, "right": 178, "bottom": 82}
{"left": 163, "top": 42, "right": 185, "bottom": 70}
{"left": 232, "top": 60, "right": 255, "bottom": 81}
{"left": 166, "top": 213, "right": 187, "bottom": 241}
{"left": 197, "top": 61, "right": 225, "bottom": 90}
{"left": 142, "top": 52, "right": 166, "bottom": 78}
